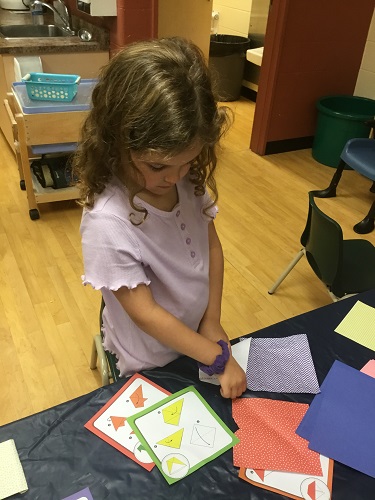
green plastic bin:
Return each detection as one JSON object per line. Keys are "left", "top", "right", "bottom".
{"left": 312, "top": 95, "right": 375, "bottom": 167}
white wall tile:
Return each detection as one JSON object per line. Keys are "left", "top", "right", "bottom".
{"left": 213, "top": 0, "right": 251, "bottom": 11}
{"left": 360, "top": 40, "right": 375, "bottom": 72}
{"left": 354, "top": 70, "right": 375, "bottom": 100}
{"left": 355, "top": 8, "right": 375, "bottom": 99}
{"left": 212, "top": 5, "right": 251, "bottom": 37}
{"left": 366, "top": 7, "right": 375, "bottom": 41}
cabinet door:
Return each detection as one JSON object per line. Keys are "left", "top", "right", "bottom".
{"left": 158, "top": 0, "right": 213, "bottom": 59}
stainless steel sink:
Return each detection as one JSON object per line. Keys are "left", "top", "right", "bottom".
{"left": 0, "top": 24, "right": 70, "bottom": 38}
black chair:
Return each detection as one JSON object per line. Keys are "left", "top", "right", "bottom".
{"left": 268, "top": 191, "right": 375, "bottom": 301}
{"left": 90, "top": 297, "right": 121, "bottom": 385}
{"left": 314, "top": 120, "right": 375, "bottom": 234}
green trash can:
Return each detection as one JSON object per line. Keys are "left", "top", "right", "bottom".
{"left": 312, "top": 95, "right": 375, "bottom": 167}
{"left": 209, "top": 34, "right": 251, "bottom": 101}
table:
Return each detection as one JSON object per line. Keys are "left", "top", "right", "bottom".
{"left": 1, "top": 290, "right": 375, "bottom": 499}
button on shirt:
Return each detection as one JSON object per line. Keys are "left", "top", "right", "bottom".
{"left": 80, "top": 176, "right": 217, "bottom": 376}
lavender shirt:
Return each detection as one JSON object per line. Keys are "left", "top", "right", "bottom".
{"left": 80, "top": 176, "right": 217, "bottom": 376}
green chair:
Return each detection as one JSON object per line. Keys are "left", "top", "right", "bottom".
{"left": 268, "top": 191, "right": 375, "bottom": 301}
{"left": 90, "top": 297, "right": 121, "bottom": 385}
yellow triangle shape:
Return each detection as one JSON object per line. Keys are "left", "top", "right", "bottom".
{"left": 166, "top": 456, "right": 187, "bottom": 474}
{"left": 157, "top": 428, "right": 184, "bottom": 448}
{"left": 162, "top": 398, "right": 184, "bottom": 426}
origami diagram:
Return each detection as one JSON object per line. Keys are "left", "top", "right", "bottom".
{"left": 301, "top": 478, "right": 331, "bottom": 500}
{"left": 157, "top": 428, "right": 184, "bottom": 448}
{"left": 162, "top": 399, "right": 184, "bottom": 426}
{"left": 109, "top": 416, "right": 127, "bottom": 431}
{"left": 160, "top": 454, "right": 190, "bottom": 479}
{"left": 129, "top": 384, "right": 148, "bottom": 408}
{"left": 166, "top": 456, "right": 187, "bottom": 474}
{"left": 190, "top": 424, "right": 216, "bottom": 448}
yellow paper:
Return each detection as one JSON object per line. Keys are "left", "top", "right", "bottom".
{"left": 335, "top": 301, "right": 375, "bottom": 351}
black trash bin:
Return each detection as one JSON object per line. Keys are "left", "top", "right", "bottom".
{"left": 209, "top": 34, "right": 251, "bottom": 101}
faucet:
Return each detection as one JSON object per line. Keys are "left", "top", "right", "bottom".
{"left": 30, "top": 0, "right": 75, "bottom": 35}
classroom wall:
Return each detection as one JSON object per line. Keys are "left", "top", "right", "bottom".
{"left": 354, "top": 8, "right": 375, "bottom": 100}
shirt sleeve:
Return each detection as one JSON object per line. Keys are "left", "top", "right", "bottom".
{"left": 201, "top": 188, "right": 219, "bottom": 221}
{"left": 80, "top": 211, "right": 150, "bottom": 291}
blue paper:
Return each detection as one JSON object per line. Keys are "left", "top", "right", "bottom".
{"left": 296, "top": 360, "right": 375, "bottom": 478}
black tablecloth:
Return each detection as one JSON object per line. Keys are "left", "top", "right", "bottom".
{"left": 1, "top": 290, "right": 375, "bottom": 499}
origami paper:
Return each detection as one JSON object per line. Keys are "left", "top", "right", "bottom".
{"left": 361, "top": 359, "right": 375, "bottom": 378}
{"left": 335, "top": 301, "right": 375, "bottom": 351}
{"left": 232, "top": 398, "right": 322, "bottom": 475}
{"left": 127, "top": 386, "right": 238, "bottom": 485}
{"left": 62, "top": 487, "right": 94, "bottom": 500}
{"left": 296, "top": 360, "right": 375, "bottom": 479}
{"left": 246, "top": 334, "right": 320, "bottom": 394}
{"left": 0, "top": 439, "right": 28, "bottom": 499}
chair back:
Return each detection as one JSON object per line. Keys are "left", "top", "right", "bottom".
{"left": 301, "top": 192, "right": 344, "bottom": 290}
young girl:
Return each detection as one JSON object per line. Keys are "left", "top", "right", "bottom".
{"left": 74, "top": 37, "right": 246, "bottom": 399}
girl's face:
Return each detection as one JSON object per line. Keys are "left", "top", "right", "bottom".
{"left": 130, "top": 140, "right": 203, "bottom": 196}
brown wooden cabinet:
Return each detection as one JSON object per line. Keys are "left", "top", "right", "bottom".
{"left": 5, "top": 86, "right": 89, "bottom": 220}
{"left": 0, "top": 51, "right": 108, "bottom": 152}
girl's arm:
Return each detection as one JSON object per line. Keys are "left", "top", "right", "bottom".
{"left": 198, "top": 221, "right": 247, "bottom": 399}
{"left": 112, "top": 283, "right": 223, "bottom": 367}
{"left": 198, "top": 221, "right": 228, "bottom": 342}
{"left": 113, "top": 283, "right": 245, "bottom": 398}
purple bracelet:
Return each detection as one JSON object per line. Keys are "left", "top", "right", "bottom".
{"left": 198, "top": 340, "right": 230, "bottom": 376}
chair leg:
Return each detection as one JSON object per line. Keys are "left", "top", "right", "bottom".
{"left": 90, "top": 334, "right": 110, "bottom": 386}
{"left": 268, "top": 249, "right": 305, "bottom": 294}
{"left": 353, "top": 200, "right": 375, "bottom": 234}
{"left": 314, "top": 160, "right": 346, "bottom": 198}
{"left": 370, "top": 181, "right": 375, "bottom": 194}
{"left": 90, "top": 337, "right": 98, "bottom": 369}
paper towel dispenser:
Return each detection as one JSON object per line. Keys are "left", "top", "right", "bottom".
{"left": 0, "top": 0, "right": 30, "bottom": 10}
{"left": 76, "top": 0, "right": 116, "bottom": 16}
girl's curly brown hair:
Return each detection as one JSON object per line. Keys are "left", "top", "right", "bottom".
{"left": 73, "top": 37, "right": 231, "bottom": 222}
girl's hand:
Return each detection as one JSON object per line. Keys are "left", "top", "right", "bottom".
{"left": 218, "top": 355, "right": 247, "bottom": 399}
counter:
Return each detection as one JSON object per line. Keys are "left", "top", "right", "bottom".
{"left": 0, "top": 8, "right": 109, "bottom": 54}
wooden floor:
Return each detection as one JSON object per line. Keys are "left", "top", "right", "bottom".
{"left": 1, "top": 98, "right": 374, "bottom": 426}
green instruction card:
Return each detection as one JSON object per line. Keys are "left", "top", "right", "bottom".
{"left": 127, "top": 386, "right": 238, "bottom": 484}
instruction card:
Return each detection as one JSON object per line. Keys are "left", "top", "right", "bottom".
{"left": 127, "top": 386, "right": 239, "bottom": 484}
{"left": 239, "top": 453, "right": 333, "bottom": 500}
{"left": 85, "top": 374, "right": 170, "bottom": 470}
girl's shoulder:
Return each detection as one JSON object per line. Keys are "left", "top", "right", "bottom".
{"left": 86, "top": 177, "right": 133, "bottom": 221}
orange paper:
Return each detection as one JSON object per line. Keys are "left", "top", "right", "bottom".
{"left": 232, "top": 398, "right": 322, "bottom": 475}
